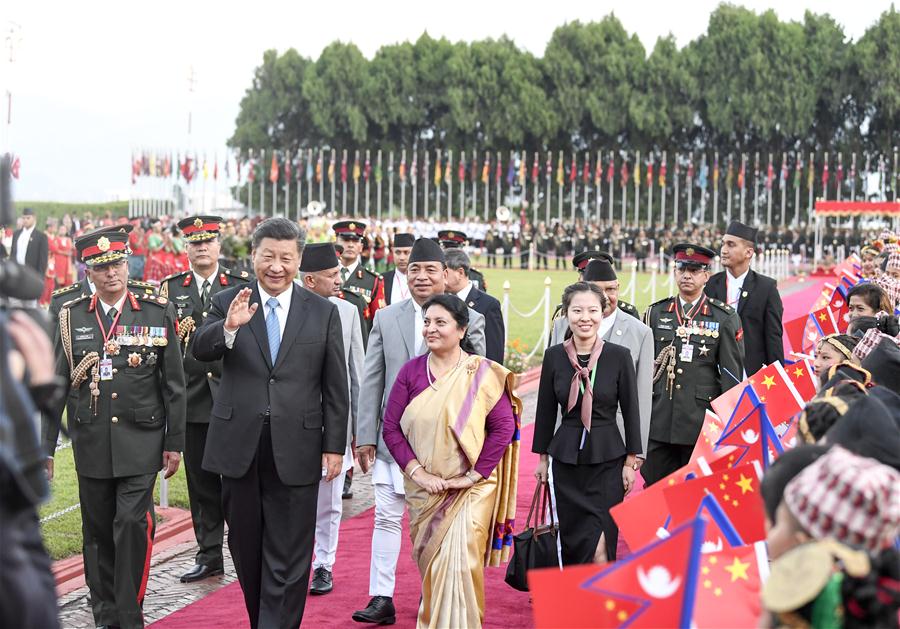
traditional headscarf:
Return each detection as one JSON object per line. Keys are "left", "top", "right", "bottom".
{"left": 817, "top": 334, "right": 858, "bottom": 363}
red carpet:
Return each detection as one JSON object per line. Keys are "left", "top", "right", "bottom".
{"left": 152, "top": 425, "right": 540, "bottom": 629}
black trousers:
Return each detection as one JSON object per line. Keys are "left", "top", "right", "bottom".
{"left": 552, "top": 457, "right": 625, "bottom": 565}
{"left": 78, "top": 473, "right": 156, "bottom": 629}
{"left": 184, "top": 421, "right": 224, "bottom": 568}
{"left": 641, "top": 439, "right": 694, "bottom": 487}
{"left": 222, "top": 422, "right": 319, "bottom": 629}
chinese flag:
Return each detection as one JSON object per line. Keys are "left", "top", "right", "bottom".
{"left": 692, "top": 545, "right": 765, "bottom": 628}
{"left": 746, "top": 362, "right": 805, "bottom": 425}
{"left": 530, "top": 519, "right": 706, "bottom": 629}
{"left": 664, "top": 464, "right": 766, "bottom": 546}
{"left": 810, "top": 306, "right": 839, "bottom": 336}
{"left": 784, "top": 359, "right": 817, "bottom": 402}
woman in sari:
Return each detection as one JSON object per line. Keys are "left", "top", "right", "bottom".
{"left": 382, "top": 293, "right": 520, "bottom": 629}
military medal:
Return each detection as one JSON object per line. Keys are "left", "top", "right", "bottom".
{"left": 698, "top": 344, "right": 710, "bottom": 357}
{"left": 146, "top": 352, "right": 158, "bottom": 366}
{"left": 128, "top": 352, "right": 143, "bottom": 368}
{"left": 104, "top": 340, "right": 120, "bottom": 356}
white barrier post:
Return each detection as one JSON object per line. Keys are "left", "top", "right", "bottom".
{"left": 628, "top": 260, "right": 637, "bottom": 305}
{"left": 529, "top": 242, "right": 536, "bottom": 272}
{"left": 502, "top": 280, "right": 511, "bottom": 360}
{"left": 650, "top": 262, "right": 658, "bottom": 304}
{"left": 543, "top": 276, "right": 552, "bottom": 351}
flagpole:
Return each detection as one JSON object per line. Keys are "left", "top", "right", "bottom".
{"left": 400, "top": 149, "right": 406, "bottom": 220}
{"left": 483, "top": 153, "right": 489, "bottom": 222}
{"left": 412, "top": 149, "right": 418, "bottom": 220}
{"left": 780, "top": 152, "right": 787, "bottom": 227}
{"left": 793, "top": 153, "right": 801, "bottom": 228}
{"left": 248, "top": 150, "right": 254, "bottom": 216}
{"left": 365, "top": 149, "right": 371, "bottom": 219}
{"left": 647, "top": 152, "right": 654, "bottom": 226}
{"left": 446, "top": 149, "right": 452, "bottom": 220}
{"left": 387, "top": 150, "right": 394, "bottom": 220}
{"left": 329, "top": 149, "right": 335, "bottom": 216}
{"left": 434, "top": 149, "right": 440, "bottom": 221}
{"left": 594, "top": 150, "right": 601, "bottom": 223}
{"left": 260, "top": 149, "right": 266, "bottom": 218}
{"left": 471, "top": 148, "right": 478, "bottom": 221}
{"left": 766, "top": 153, "right": 773, "bottom": 226}
{"left": 460, "top": 150, "right": 467, "bottom": 221}
{"left": 753, "top": 152, "right": 760, "bottom": 225}
{"left": 836, "top": 152, "right": 843, "bottom": 202}
{"left": 674, "top": 153, "right": 680, "bottom": 227}
{"left": 739, "top": 153, "right": 746, "bottom": 224}
{"left": 570, "top": 153, "right": 576, "bottom": 223}
{"left": 557, "top": 151, "right": 563, "bottom": 225}
{"left": 495, "top": 150, "right": 502, "bottom": 220}
{"left": 545, "top": 152, "right": 551, "bottom": 226}
{"left": 894, "top": 149, "right": 898, "bottom": 202}
{"left": 608, "top": 150, "right": 614, "bottom": 226}
{"left": 699, "top": 153, "right": 707, "bottom": 225}
{"left": 620, "top": 155, "right": 626, "bottom": 226}
{"left": 633, "top": 150, "right": 640, "bottom": 228}
{"left": 423, "top": 149, "right": 430, "bottom": 221}
{"left": 581, "top": 152, "right": 588, "bottom": 223}
{"left": 712, "top": 152, "right": 718, "bottom": 228}
{"left": 341, "top": 149, "right": 347, "bottom": 215}
{"left": 807, "top": 151, "right": 814, "bottom": 227}
{"left": 272, "top": 152, "right": 277, "bottom": 216}
{"left": 376, "top": 149, "right": 383, "bottom": 221}
{"left": 353, "top": 149, "right": 360, "bottom": 217}
{"left": 850, "top": 152, "right": 856, "bottom": 202}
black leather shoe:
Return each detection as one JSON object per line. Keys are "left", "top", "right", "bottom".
{"left": 179, "top": 563, "right": 224, "bottom": 583}
{"left": 352, "top": 596, "right": 396, "bottom": 624}
{"left": 342, "top": 472, "right": 353, "bottom": 500}
{"left": 310, "top": 567, "right": 333, "bottom": 595}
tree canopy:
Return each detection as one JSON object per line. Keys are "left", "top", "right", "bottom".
{"left": 229, "top": 5, "right": 900, "bottom": 155}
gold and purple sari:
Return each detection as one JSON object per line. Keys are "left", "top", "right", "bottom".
{"left": 400, "top": 355, "right": 521, "bottom": 629}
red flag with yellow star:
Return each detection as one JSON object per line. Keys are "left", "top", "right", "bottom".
{"left": 530, "top": 519, "right": 706, "bottom": 629}
{"left": 744, "top": 362, "right": 805, "bottom": 426}
{"left": 664, "top": 463, "right": 766, "bottom": 546}
{"left": 692, "top": 545, "right": 765, "bottom": 628}
{"left": 784, "top": 359, "right": 817, "bottom": 402}
{"left": 810, "top": 305, "right": 839, "bottom": 336}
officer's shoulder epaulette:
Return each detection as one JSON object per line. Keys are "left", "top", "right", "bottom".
{"left": 137, "top": 293, "right": 169, "bottom": 307}
{"left": 617, "top": 300, "right": 639, "bottom": 316}
{"left": 127, "top": 279, "right": 157, "bottom": 294}
{"left": 61, "top": 294, "right": 89, "bottom": 309}
{"left": 645, "top": 296, "right": 674, "bottom": 311}
{"left": 52, "top": 283, "right": 80, "bottom": 297}
{"left": 159, "top": 270, "right": 189, "bottom": 285}
{"left": 223, "top": 267, "right": 251, "bottom": 281}
{"left": 357, "top": 267, "right": 380, "bottom": 280}
{"left": 708, "top": 297, "right": 735, "bottom": 315}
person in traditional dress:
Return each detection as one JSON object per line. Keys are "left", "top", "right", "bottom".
{"left": 382, "top": 293, "right": 519, "bottom": 629}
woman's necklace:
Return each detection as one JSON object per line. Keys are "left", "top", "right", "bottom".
{"left": 426, "top": 349, "right": 464, "bottom": 390}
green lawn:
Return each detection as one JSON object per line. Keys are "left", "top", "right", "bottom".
{"left": 39, "top": 425, "right": 191, "bottom": 560}
{"left": 475, "top": 260, "right": 673, "bottom": 363}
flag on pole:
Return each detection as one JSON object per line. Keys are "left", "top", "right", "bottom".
{"left": 692, "top": 545, "right": 765, "bottom": 629}
{"left": 726, "top": 157, "right": 733, "bottom": 190}
{"left": 607, "top": 156, "right": 615, "bottom": 183}
{"left": 716, "top": 386, "right": 785, "bottom": 470}
{"left": 531, "top": 154, "right": 539, "bottom": 183}
{"left": 766, "top": 161, "right": 774, "bottom": 190}
{"left": 305, "top": 154, "right": 313, "bottom": 181}
{"left": 569, "top": 154, "right": 577, "bottom": 183}
{"left": 794, "top": 154, "right": 802, "bottom": 188}
{"left": 529, "top": 519, "right": 706, "bottom": 629}
{"left": 376, "top": 158, "right": 383, "bottom": 183}
{"left": 315, "top": 152, "right": 323, "bottom": 183}
{"left": 713, "top": 156, "right": 719, "bottom": 187}
{"left": 246, "top": 156, "right": 254, "bottom": 184}
{"left": 434, "top": 153, "right": 442, "bottom": 185}
{"left": 620, "top": 160, "right": 629, "bottom": 187}
{"left": 327, "top": 154, "right": 334, "bottom": 182}
{"left": 647, "top": 160, "right": 654, "bottom": 189}
{"left": 836, "top": 155, "right": 844, "bottom": 185}
{"left": 634, "top": 159, "right": 641, "bottom": 186}
{"left": 269, "top": 153, "right": 278, "bottom": 183}
{"left": 495, "top": 156, "right": 502, "bottom": 184}
{"left": 686, "top": 159, "right": 694, "bottom": 183}
{"left": 482, "top": 155, "right": 490, "bottom": 184}
{"left": 213, "top": 157, "right": 218, "bottom": 181}
{"left": 459, "top": 155, "right": 466, "bottom": 182}
{"left": 582, "top": 157, "right": 590, "bottom": 184}
{"left": 699, "top": 162, "right": 708, "bottom": 191}
{"left": 283, "top": 155, "right": 290, "bottom": 182}
{"left": 807, "top": 157, "right": 814, "bottom": 190}
{"left": 737, "top": 157, "right": 744, "bottom": 190}
{"left": 10, "top": 154, "right": 20, "bottom": 179}
{"left": 411, "top": 152, "right": 417, "bottom": 181}
{"left": 659, "top": 161, "right": 667, "bottom": 188}
{"left": 556, "top": 155, "right": 564, "bottom": 186}
{"left": 444, "top": 156, "right": 451, "bottom": 184}
{"left": 595, "top": 156, "right": 602, "bottom": 187}
{"left": 821, "top": 159, "right": 829, "bottom": 188}
{"left": 225, "top": 155, "right": 231, "bottom": 181}
{"left": 506, "top": 157, "right": 516, "bottom": 186}
{"left": 352, "top": 155, "right": 360, "bottom": 181}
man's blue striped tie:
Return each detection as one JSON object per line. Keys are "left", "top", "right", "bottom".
{"left": 266, "top": 297, "right": 281, "bottom": 363}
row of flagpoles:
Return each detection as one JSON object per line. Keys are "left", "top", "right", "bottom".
{"left": 130, "top": 148, "right": 900, "bottom": 226}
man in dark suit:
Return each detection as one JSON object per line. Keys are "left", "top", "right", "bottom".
{"left": 444, "top": 247, "right": 505, "bottom": 363}
{"left": 10, "top": 208, "right": 48, "bottom": 305}
{"left": 382, "top": 232, "right": 414, "bottom": 306}
{"left": 705, "top": 220, "right": 783, "bottom": 375}
{"left": 192, "top": 217, "right": 349, "bottom": 629}
{"left": 160, "top": 216, "right": 251, "bottom": 583}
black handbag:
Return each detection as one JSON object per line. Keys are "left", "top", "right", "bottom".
{"left": 504, "top": 481, "right": 561, "bottom": 591}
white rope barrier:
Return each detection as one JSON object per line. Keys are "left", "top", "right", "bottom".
{"left": 41, "top": 502, "right": 81, "bottom": 524}
{"left": 507, "top": 293, "right": 547, "bottom": 319}
{"left": 502, "top": 276, "right": 553, "bottom": 364}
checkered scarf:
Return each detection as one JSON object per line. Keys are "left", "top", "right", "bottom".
{"left": 785, "top": 446, "right": 900, "bottom": 553}
{"left": 873, "top": 276, "right": 900, "bottom": 308}
{"left": 888, "top": 251, "right": 900, "bottom": 272}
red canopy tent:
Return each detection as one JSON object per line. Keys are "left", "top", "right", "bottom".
{"left": 813, "top": 200, "right": 900, "bottom": 266}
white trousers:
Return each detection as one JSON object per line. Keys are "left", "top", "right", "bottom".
{"left": 368, "top": 473, "right": 406, "bottom": 597}
{"left": 313, "top": 447, "right": 353, "bottom": 571}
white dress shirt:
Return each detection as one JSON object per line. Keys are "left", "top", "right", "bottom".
{"left": 455, "top": 281, "right": 473, "bottom": 303}
{"left": 193, "top": 265, "right": 219, "bottom": 301}
{"left": 598, "top": 307, "right": 618, "bottom": 339}
{"left": 16, "top": 226, "right": 34, "bottom": 265}
{"left": 224, "top": 282, "right": 292, "bottom": 349}
{"left": 413, "top": 299, "right": 425, "bottom": 355}
{"left": 342, "top": 259, "right": 360, "bottom": 280}
{"left": 725, "top": 268, "right": 749, "bottom": 308}
{"left": 390, "top": 269, "right": 409, "bottom": 303}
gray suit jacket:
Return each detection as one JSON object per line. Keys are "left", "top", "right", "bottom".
{"left": 330, "top": 296, "right": 364, "bottom": 448}
{"left": 357, "top": 298, "right": 486, "bottom": 463}
{"left": 549, "top": 310, "right": 653, "bottom": 457}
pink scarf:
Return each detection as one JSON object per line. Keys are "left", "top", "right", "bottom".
{"left": 562, "top": 336, "right": 604, "bottom": 433}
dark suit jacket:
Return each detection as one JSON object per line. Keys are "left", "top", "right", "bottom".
{"left": 706, "top": 269, "right": 784, "bottom": 374}
{"left": 532, "top": 342, "right": 640, "bottom": 465}
{"left": 383, "top": 270, "right": 396, "bottom": 305}
{"left": 192, "top": 282, "right": 349, "bottom": 486}
{"left": 10, "top": 229, "right": 49, "bottom": 276}
{"left": 462, "top": 285, "right": 505, "bottom": 364}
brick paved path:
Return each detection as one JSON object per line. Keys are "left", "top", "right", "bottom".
{"left": 57, "top": 390, "right": 539, "bottom": 628}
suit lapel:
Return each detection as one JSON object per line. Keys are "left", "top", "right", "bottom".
{"left": 248, "top": 283, "right": 274, "bottom": 369}
{"left": 274, "top": 285, "right": 308, "bottom": 371}
{"left": 738, "top": 271, "right": 756, "bottom": 314}
{"left": 398, "top": 300, "right": 417, "bottom": 357}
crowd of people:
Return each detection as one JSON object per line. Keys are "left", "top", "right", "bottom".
{"left": 2, "top": 205, "right": 900, "bottom": 629}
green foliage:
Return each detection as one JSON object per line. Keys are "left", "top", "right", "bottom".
{"left": 16, "top": 201, "right": 129, "bottom": 226}
{"left": 229, "top": 5, "right": 900, "bottom": 158}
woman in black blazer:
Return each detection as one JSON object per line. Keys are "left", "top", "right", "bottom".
{"left": 533, "top": 282, "right": 641, "bottom": 565}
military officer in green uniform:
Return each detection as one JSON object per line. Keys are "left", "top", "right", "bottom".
{"left": 48, "top": 224, "right": 156, "bottom": 325}
{"left": 641, "top": 243, "right": 745, "bottom": 486}
{"left": 334, "top": 243, "right": 369, "bottom": 348}
{"left": 43, "top": 227, "right": 186, "bottom": 629}
{"left": 159, "top": 216, "right": 251, "bottom": 583}
{"left": 437, "top": 229, "right": 488, "bottom": 291}
{"left": 333, "top": 220, "right": 386, "bottom": 337}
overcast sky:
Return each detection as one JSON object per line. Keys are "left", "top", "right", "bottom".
{"left": 0, "top": 0, "right": 892, "bottom": 203}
